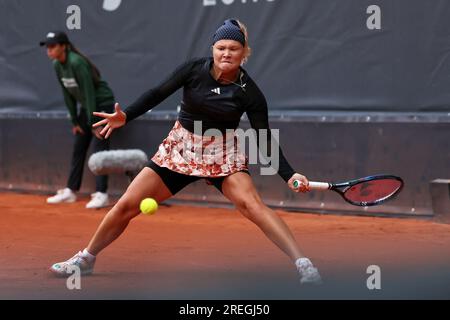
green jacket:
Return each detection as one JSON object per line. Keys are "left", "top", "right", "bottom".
{"left": 53, "top": 50, "right": 115, "bottom": 126}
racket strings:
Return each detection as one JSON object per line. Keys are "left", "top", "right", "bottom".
{"left": 344, "top": 179, "right": 403, "bottom": 205}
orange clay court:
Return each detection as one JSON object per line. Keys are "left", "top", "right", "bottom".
{"left": 1, "top": 192, "right": 450, "bottom": 300}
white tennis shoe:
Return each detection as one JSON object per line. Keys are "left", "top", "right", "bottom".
{"left": 50, "top": 251, "right": 96, "bottom": 277}
{"left": 46, "top": 188, "right": 76, "bottom": 204}
{"left": 86, "top": 192, "right": 109, "bottom": 209}
{"left": 296, "top": 257, "right": 323, "bottom": 285}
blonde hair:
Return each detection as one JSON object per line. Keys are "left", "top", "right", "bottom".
{"left": 236, "top": 20, "right": 252, "bottom": 64}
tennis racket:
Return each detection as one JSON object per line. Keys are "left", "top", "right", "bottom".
{"left": 293, "top": 174, "right": 404, "bottom": 207}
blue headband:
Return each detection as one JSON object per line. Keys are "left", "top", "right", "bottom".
{"left": 212, "top": 19, "right": 245, "bottom": 47}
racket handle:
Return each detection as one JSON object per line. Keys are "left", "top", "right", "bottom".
{"left": 293, "top": 180, "right": 330, "bottom": 190}
{"left": 308, "top": 181, "right": 331, "bottom": 190}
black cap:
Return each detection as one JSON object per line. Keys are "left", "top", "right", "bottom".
{"left": 39, "top": 31, "right": 70, "bottom": 46}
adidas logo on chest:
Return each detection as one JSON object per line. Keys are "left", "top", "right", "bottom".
{"left": 211, "top": 87, "right": 221, "bottom": 95}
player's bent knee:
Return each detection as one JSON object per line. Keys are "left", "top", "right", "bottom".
{"left": 114, "top": 199, "right": 140, "bottom": 220}
{"left": 236, "top": 198, "right": 265, "bottom": 220}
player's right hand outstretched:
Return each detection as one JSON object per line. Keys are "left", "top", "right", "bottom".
{"left": 93, "top": 102, "right": 127, "bottom": 139}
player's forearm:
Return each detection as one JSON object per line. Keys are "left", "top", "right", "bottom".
{"left": 123, "top": 88, "right": 163, "bottom": 123}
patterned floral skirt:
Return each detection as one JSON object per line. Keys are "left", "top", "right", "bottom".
{"left": 151, "top": 121, "right": 249, "bottom": 177}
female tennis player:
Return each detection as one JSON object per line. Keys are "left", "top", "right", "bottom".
{"left": 50, "top": 19, "right": 322, "bottom": 284}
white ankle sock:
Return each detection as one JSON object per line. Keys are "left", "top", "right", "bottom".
{"left": 81, "top": 248, "right": 96, "bottom": 261}
{"left": 295, "top": 257, "right": 312, "bottom": 268}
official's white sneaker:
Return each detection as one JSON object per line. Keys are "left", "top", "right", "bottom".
{"left": 86, "top": 192, "right": 109, "bottom": 209}
{"left": 296, "top": 257, "right": 323, "bottom": 285}
{"left": 50, "top": 251, "right": 96, "bottom": 277}
{"left": 46, "top": 188, "right": 76, "bottom": 204}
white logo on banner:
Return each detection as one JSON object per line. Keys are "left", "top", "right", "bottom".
{"left": 65, "top": 1, "right": 122, "bottom": 30}
{"left": 66, "top": 5, "right": 81, "bottom": 30}
{"left": 103, "top": 0, "right": 122, "bottom": 11}
{"left": 367, "top": 5, "right": 382, "bottom": 30}
{"left": 203, "top": 0, "right": 275, "bottom": 6}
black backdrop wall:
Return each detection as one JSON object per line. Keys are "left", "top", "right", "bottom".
{"left": 1, "top": 0, "right": 450, "bottom": 112}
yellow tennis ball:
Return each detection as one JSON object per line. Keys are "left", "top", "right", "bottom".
{"left": 140, "top": 198, "right": 158, "bottom": 215}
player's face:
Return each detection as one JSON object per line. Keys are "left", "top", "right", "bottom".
{"left": 46, "top": 44, "right": 66, "bottom": 61}
{"left": 212, "top": 40, "right": 245, "bottom": 74}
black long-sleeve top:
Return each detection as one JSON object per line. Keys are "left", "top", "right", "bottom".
{"left": 124, "top": 57, "right": 296, "bottom": 182}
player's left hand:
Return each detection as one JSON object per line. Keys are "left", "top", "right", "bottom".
{"left": 93, "top": 102, "right": 126, "bottom": 139}
{"left": 288, "top": 173, "right": 310, "bottom": 193}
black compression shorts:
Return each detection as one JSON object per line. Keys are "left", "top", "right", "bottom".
{"left": 147, "top": 160, "right": 250, "bottom": 195}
